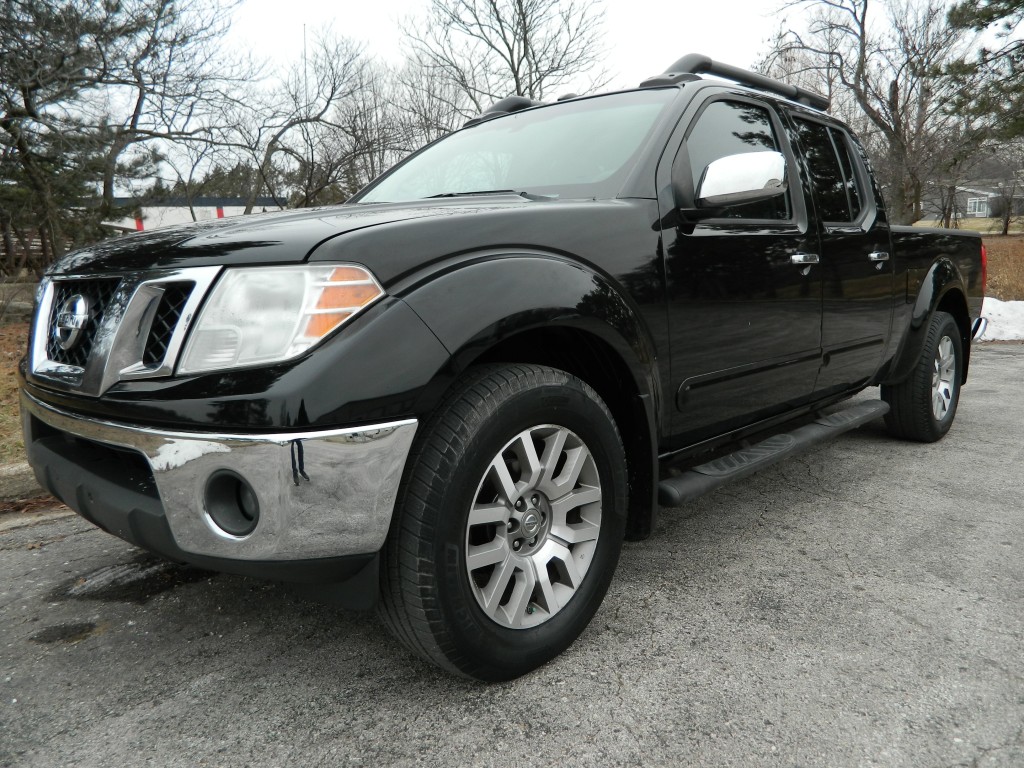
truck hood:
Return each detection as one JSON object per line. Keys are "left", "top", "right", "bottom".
{"left": 50, "top": 195, "right": 647, "bottom": 288}
{"left": 49, "top": 204, "right": 452, "bottom": 274}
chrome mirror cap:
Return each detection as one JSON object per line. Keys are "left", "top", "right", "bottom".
{"left": 696, "top": 151, "right": 787, "bottom": 207}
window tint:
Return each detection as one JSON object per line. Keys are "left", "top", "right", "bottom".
{"left": 795, "top": 119, "right": 864, "bottom": 222}
{"left": 685, "top": 100, "right": 790, "bottom": 220}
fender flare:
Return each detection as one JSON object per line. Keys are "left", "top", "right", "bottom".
{"left": 398, "top": 251, "right": 662, "bottom": 540}
{"left": 883, "top": 257, "right": 970, "bottom": 386}
{"left": 398, "top": 252, "right": 660, "bottom": 401}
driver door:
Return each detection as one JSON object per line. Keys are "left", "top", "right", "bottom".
{"left": 659, "top": 94, "right": 823, "bottom": 445}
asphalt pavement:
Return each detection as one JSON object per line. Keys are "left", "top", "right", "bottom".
{"left": 1, "top": 343, "right": 1022, "bottom": 767}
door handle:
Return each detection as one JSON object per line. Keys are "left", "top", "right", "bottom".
{"left": 790, "top": 252, "right": 820, "bottom": 265}
{"left": 868, "top": 251, "right": 890, "bottom": 261}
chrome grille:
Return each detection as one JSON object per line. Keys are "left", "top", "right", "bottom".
{"left": 142, "top": 282, "right": 194, "bottom": 366}
{"left": 45, "top": 278, "right": 121, "bottom": 368}
{"left": 30, "top": 266, "right": 221, "bottom": 397}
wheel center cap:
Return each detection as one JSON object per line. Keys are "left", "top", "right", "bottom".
{"left": 521, "top": 510, "right": 542, "bottom": 538}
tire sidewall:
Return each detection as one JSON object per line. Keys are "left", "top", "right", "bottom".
{"left": 428, "top": 374, "right": 627, "bottom": 680}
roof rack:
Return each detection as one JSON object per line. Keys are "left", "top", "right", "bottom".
{"left": 639, "top": 53, "right": 830, "bottom": 112}
{"left": 465, "top": 95, "right": 544, "bottom": 127}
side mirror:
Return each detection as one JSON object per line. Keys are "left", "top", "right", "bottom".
{"left": 696, "top": 151, "right": 787, "bottom": 208}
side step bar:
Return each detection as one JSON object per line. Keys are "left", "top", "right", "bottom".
{"left": 657, "top": 400, "right": 890, "bottom": 507}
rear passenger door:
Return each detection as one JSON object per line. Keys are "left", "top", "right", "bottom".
{"left": 788, "top": 115, "right": 894, "bottom": 396}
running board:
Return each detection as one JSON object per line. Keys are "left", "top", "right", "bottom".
{"left": 657, "top": 400, "right": 890, "bottom": 507}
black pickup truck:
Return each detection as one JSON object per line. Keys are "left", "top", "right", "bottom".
{"left": 20, "top": 55, "right": 986, "bottom": 681}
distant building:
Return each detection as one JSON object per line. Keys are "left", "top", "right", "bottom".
{"left": 923, "top": 182, "right": 1024, "bottom": 222}
{"left": 104, "top": 196, "right": 283, "bottom": 232}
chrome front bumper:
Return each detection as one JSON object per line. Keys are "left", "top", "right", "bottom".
{"left": 21, "top": 391, "right": 417, "bottom": 562}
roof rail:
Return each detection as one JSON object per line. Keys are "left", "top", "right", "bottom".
{"left": 639, "top": 53, "right": 830, "bottom": 112}
{"left": 465, "top": 95, "right": 544, "bottom": 127}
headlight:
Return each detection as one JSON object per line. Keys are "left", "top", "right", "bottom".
{"left": 178, "top": 264, "right": 384, "bottom": 375}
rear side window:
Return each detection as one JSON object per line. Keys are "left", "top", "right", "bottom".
{"left": 794, "top": 119, "right": 864, "bottom": 223}
{"left": 685, "top": 99, "right": 791, "bottom": 220}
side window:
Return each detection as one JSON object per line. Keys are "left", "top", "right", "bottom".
{"left": 832, "top": 129, "right": 863, "bottom": 219}
{"left": 794, "top": 119, "right": 864, "bottom": 223}
{"left": 685, "top": 100, "right": 791, "bottom": 220}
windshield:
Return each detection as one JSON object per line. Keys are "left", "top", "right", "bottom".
{"left": 355, "top": 89, "right": 677, "bottom": 204}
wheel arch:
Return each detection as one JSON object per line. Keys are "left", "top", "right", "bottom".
{"left": 883, "top": 257, "right": 972, "bottom": 386}
{"left": 400, "top": 253, "right": 661, "bottom": 541}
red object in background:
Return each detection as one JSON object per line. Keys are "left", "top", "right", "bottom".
{"left": 981, "top": 242, "right": 987, "bottom": 292}
{"left": 216, "top": 206, "right": 225, "bottom": 219}
{"left": 135, "top": 216, "right": 144, "bottom": 231}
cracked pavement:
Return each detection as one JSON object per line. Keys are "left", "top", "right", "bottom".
{"left": 1, "top": 343, "right": 1022, "bottom": 767}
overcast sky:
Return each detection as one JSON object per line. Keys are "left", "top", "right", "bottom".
{"left": 224, "top": 0, "right": 790, "bottom": 93}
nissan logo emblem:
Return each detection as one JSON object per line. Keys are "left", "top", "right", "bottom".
{"left": 53, "top": 294, "right": 91, "bottom": 352}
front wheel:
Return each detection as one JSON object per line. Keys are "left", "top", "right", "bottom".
{"left": 378, "top": 364, "right": 627, "bottom": 681}
{"left": 882, "top": 310, "right": 963, "bottom": 442}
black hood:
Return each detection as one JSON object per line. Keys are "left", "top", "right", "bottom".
{"left": 49, "top": 205, "right": 446, "bottom": 274}
{"left": 50, "top": 195, "right": 652, "bottom": 290}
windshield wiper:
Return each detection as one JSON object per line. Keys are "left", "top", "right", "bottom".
{"left": 424, "top": 189, "right": 516, "bottom": 198}
{"left": 424, "top": 189, "right": 556, "bottom": 201}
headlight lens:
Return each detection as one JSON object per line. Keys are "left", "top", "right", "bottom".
{"left": 178, "top": 264, "right": 384, "bottom": 374}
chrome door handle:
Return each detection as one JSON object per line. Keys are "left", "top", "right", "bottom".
{"left": 790, "top": 252, "right": 820, "bottom": 265}
{"left": 868, "top": 251, "right": 890, "bottom": 261}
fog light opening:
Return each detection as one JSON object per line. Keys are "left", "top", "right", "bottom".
{"left": 204, "top": 470, "right": 260, "bottom": 537}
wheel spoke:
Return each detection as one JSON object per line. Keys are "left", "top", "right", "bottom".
{"left": 490, "top": 456, "right": 520, "bottom": 504}
{"left": 538, "top": 427, "right": 568, "bottom": 487}
{"left": 535, "top": 556, "right": 561, "bottom": 614}
{"left": 467, "top": 538, "right": 507, "bottom": 571}
{"left": 550, "top": 484, "right": 601, "bottom": 518}
{"left": 558, "top": 445, "right": 588, "bottom": 489}
{"left": 547, "top": 539, "right": 584, "bottom": 589}
{"left": 480, "top": 555, "right": 516, "bottom": 617}
{"left": 501, "top": 562, "right": 536, "bottom": 627}
{"left": 551, "top": 516, "right": 600, "bottom": 544}
{"left": 469, "top": 502, "right": 508, "bottom": 527}
{"left": 539, "top": 440, "right": 590, "bottom": 497}
{"left": 511, "top": 432, "right": 543, "bottom": 488}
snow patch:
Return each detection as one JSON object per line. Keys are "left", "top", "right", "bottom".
{"left": 981, "top": 298, "right": 1024, "bottom": 341}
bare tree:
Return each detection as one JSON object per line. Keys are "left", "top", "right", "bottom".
{"left": 0, "top": 0, "right": 247, "bottom": 263}
{"left": 88, "top": 0, "right": 251, "bottom": 221}
{"left": 393, "top": 55, "right": 468, "bottom": 147}
{"left": 403, "top": 0, "right": 609, "bottom": 119}
{"left": 227, "top": 33, "right": 368, "bottom": 213}
{"left": 762, "top": 0, "right": 983, "bottom": 224}
{"left": 988, "top": 139, "right": 1024, "bottom": 234}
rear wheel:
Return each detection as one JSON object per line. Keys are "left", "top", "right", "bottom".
{"left": 882, "top": 310, "right": 963, "bottom": 442}
{"left": 378, "top": 364, "right": 627, "bottom": 681}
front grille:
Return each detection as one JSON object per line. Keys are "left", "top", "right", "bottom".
{"left": 45, "top": 278, "right": 121, "bottom": 368}
{"left": 142, "top": 282, "right": 194, "bottom": 365}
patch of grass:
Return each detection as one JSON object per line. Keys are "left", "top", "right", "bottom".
{"left": 984, "top": 235, "right": 1024, "bottom": 301}
{"left": 0, "top": 323, "right": 29, "bottom": 463}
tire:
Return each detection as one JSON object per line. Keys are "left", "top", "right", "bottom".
{"left": 881, "top": 310, "right": 963, "bottom": 442}
{"left": 378, "top": 364, "right": 627, "bottom": 681}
